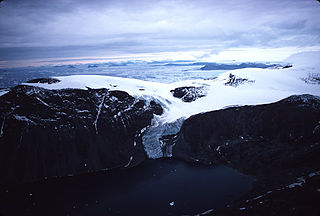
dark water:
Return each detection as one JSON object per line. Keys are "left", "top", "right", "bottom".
{"left": 0, "top": 158, "right": 253, "bottom": 216}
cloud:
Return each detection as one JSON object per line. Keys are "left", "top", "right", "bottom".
{"left": 0, "top": 0, "right": 320, "bottom": 63}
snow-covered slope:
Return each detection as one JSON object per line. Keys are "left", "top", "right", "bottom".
{"left": 23, "top": 51, "right": 320, "bottom": 158}
{"left": 285, "top": 51, "right": 320, "bottom": 68}
{"left": 24, "top": 65, "right": 320, "bottom": 123}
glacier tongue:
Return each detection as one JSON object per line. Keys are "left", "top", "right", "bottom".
{"left": 142, "top": 117, "right": 185, "bottom": 159}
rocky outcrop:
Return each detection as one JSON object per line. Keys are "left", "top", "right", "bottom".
{"left": 170, "top": 86, "right": 207, "bottom": 102}
{"left": 302, "top": 74, "right": 320, "bottom": 85}
{"left": 170, "top": 94, "right": 320, "bottom": 215}
{"left": 282, "top": 64, "right": 293, "bottom": 69}
{"left": 224, "top": 73, "right": 255, "bottom": 87}
{"left": 0, "top": 85, "right": 163, "bottom": 184}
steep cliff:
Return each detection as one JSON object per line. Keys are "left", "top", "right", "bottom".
{"left": 0, "top": 85, "right": 162, "bottom": 184}
{"left": 170, "top": 94, "right": 320, "bottom": 215}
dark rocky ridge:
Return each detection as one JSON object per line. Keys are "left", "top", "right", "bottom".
{"left": 282, "top": 64, "right": 293, "bottom": 69}
{"left": 169, "top": 94, "right": 320, "bottom": 215}
{"left": 26, "top": 78, "right": 61, "bottom": 84}
{"left": 0, "top": 85, "right": 162, "bottom": 184}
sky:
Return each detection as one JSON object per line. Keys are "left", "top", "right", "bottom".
{"left": 0, "top": 0, "right": 320, "bottom": 68}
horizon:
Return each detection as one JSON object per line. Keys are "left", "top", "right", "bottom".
{"left": 1, "top": 48, "right": 320, "bottom": 69}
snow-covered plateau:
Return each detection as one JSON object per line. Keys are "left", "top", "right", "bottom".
{"left": 21, "top": 51, "right": 320, "bottom": 158}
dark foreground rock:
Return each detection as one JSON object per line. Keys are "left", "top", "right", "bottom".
{"left": 170, "top": 86, "right": 207, "bottom": 102}
{"left": 0, "top": 85, "right": 162, "bottom": 184}
{"left": 170, "top": 94, "right": 320, "bottom": 215}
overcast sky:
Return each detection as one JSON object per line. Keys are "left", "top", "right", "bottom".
{"left": 0, "top": 0, "right": 320, "bottom": 67}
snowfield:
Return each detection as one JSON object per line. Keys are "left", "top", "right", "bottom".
{"left": 22, "top": 51, "right": 320, "bottom": 158}
{"left": 24, "top": 52, "right": 320, "bottom": 124}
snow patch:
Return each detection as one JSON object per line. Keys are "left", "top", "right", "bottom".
{"left": 288, "top": 182, "right": 304, "bottom": 188}
{"left": 0, "top": 117, "right": 5, "bottom": 137}
{"left": 288, "top": 177, "right": 306, "bottom": 188}
{"left": 287, "top": 171, "right": 320, "bottom": 189}
{"left": 195, "top": 209, "right": 214, "bottom": 216}
{"left": 124, "top": 156, "right": 133, "bottom": 168}
{"left": 36, "top": 97, "right": 49, "bottom": 107}
{"left": 308, "top": 171, "right": 320, "bottom": 178}
{"left": 14, "top": 115, "right": 36, "bottom": 125}
{"left": 93, "top": 91, "right": 108, "bottom": 134}
{"left": 75, "top": 109, "right": 90, "bottom": 113}
{"left": 246, "top": 190, "right": 273, "bottom": 203}
{"left": 0, "top": 90, "right": 9, "bottom": 97}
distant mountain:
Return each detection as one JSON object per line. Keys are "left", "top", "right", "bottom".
{"left": 54, "top": 65, "right": 76, "bottom": 68}
{"left": 148, "top": 60, "right": 194, "bottom": 65}
{"left": 200, "top": 62, "right": 280, "bottom": 70}
{"left": 163, "top": 62, "right": 210, "bottom": 66}
{"left": 155, "top": 61, "right": 280, "bottom": 70}
{"left": 87, "top": 64, "right": 99, "bottom": 68}
{"left": 106, "top": 62, "right": 128, "bottom": 67}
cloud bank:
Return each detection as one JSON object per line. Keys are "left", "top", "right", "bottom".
{"left": 0, "top": 0, "right": 320, "bottom": 66}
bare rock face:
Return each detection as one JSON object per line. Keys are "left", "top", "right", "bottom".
{"left": 0, "top": 85, "right": 162, "bottom": 184}
{"left": 173, "top": 94, "right": 320, "bottom": 171}
{"left": 170, "top": 94, "right": 320, "bottom": 216}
